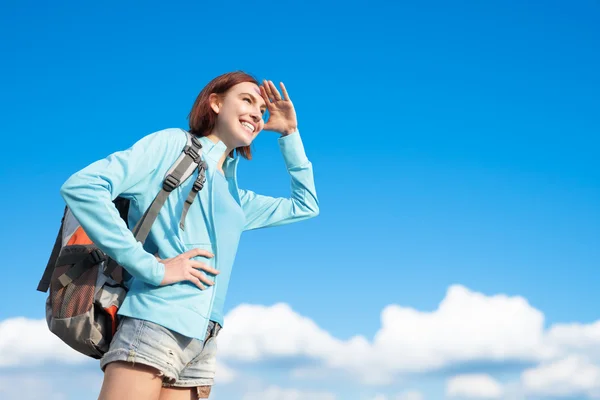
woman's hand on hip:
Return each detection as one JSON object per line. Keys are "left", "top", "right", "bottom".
{"left": 156, "top": 249, "right": 218, "bottom": 290}
{"left": 260, "top": 80, "right": 298, "bottom": 135}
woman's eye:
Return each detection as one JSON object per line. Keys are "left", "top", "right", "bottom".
{"left": 244, "top": 98, "right": 252, "bottom": 103}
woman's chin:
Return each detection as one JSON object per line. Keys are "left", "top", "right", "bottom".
{"left": 232, "top": 138, "right": 252, "bottom": 149}
{"left": 237, "top": 131, "right": 255, "bottom": 147}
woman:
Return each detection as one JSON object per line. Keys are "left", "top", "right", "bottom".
{"left": 59, "top": 71, "right": 319, "bottom": 400}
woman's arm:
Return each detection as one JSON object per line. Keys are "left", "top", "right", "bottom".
{"left": 59, "top": 129, "right": 183, "bottom": 286}
{"left": 240, "top": 131, "right": 319, "bottom": 231}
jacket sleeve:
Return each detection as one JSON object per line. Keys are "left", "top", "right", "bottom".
{"left": 239, "top": 131, "right": 319, "bottom": 231}
{"left": 59, "top": 129, "right": 181, "bottom": 286}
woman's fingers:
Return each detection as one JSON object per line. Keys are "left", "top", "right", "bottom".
{"left": 190, "top": 268, "right": 214, "bottom": 287}
{"left": 280, "top": 82, "right": 290, "bottom": 101}
{"left": 188, "top": 274, "right": 206, "bottom": 290}
{"left": 160, "top": 248, "right": 219, "bottom": 290}
{"left": 178, "top": 248, "right": 214, "bottom": 260}
{"left": 190, "top": 260, "right": 219, "bottom": 275}
{"left": 269, "top": 80, "right": 282, "bottom": 100}
{"left": 260, "top": 85, "right": 272, "bottom": 107}
{"left": 160, "top": 250, "right": 218, "bottom": 289}
{"left": 263, "top": 79, "right": 274, "bottom": 102}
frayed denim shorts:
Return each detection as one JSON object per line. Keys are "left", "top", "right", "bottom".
{"left": 100, "top": 316, "right": 220, "bottom": 394}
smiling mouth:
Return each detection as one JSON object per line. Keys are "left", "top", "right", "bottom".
{"left": 240, "top": 121, "right": 255, "bottom": 133}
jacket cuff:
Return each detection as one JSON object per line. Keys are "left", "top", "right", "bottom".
{"left": 121, "top": 247, "right": 165, "bottom": 286}
{"left": 147, "top": 258, "right": 166, "bottom": 286}
{"left": 278, "top": 130, "right": 308, "bottom": 169}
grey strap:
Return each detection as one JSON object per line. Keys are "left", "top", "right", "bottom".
{"left": 179, "top": 161, "right": 207, "bottom": 230}
{"left": 55, "top": 245, "right": 93, "bottom": 266}
{"left": 58, "top": 249, "right": 106, "bottom": 287}
{"left": 131, "top": 133, "right": 203, "bottom": 244}
{"left": 131, "top": 189, "right": 171, "bottom": 243}
{"left": 103, "top": 258, "right": 121, "bottom": 281}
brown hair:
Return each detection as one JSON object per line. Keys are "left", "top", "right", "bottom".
{"left": 188, "top": 71, "right": 259, "bottom": 160}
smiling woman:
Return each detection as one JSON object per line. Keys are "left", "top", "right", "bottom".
{"left": 55, "top": 71, "right": 319, "bottom": 400}
{"left": 188, "top": 72, "right": 297, "bottom": 161}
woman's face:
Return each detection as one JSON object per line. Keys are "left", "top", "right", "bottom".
{"left": 211, "top": 82, "right": 267, "bottom": 149}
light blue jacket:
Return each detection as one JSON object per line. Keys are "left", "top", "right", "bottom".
{"left": 60, "top": 128, "right": 319, "bottom": 340}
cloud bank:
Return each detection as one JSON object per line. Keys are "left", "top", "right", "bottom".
{"left": 4, "top": 285, "right": 600, "bottom": 398}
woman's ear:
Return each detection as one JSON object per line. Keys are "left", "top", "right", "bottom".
{"left": 209, "top": 93, "right": 221, "bottom": 114}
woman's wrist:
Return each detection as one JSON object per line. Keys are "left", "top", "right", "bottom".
{"left": 280, "top": 126, "right": 298, "bottom": 136}
{"left": 278, "top": 129, "right": 307, "bottom": 168}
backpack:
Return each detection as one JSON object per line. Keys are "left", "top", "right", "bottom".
{"left": 37, "top": 131, "right": 208, "bottom": 359}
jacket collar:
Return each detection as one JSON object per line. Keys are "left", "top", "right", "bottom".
{"left": 198, "top": 136, "right": 227, "bottom": 163}
{"left": 198, "top": 136, "right": 240, "bottom": 180}
{"left": 223, "top": 155, "right": 239, "bottom": 179}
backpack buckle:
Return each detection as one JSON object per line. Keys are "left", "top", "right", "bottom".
{"left": 163, "top": 175, "right": 180, "bottom": 192}
{"left": 191, "top": 136, "right": 202, "bottom": 149}
{"left": 193, "top": 178, "right": 205, "bottom": 192}
{"left": 89, "top": 249, "right": 105, "bottom": 265}
{"left": 184, "top": 145, "right": 200, "bottom": 163}
{"left": 193, "top": 162, "right": 207, "bottom": 191}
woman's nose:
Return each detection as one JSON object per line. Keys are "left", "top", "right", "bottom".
{"left": 250, "top": 111, "right": 262, "bottom": 121}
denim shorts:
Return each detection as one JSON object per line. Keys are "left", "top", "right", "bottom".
{"left": 100, "top": 316, "right": 220, "bottom": 392}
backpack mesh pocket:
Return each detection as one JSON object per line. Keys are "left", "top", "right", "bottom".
{"left": 50, "top": 263, "right": 97, "bottom": 319}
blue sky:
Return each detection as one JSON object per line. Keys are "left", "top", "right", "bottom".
{"left": 1, "top": 1, "right": 599, "bottom": 399}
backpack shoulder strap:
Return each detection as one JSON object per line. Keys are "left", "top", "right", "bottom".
{"left": 130, "top": 131, "right": 203, "bottom": 244}
{"left": 179, "top": 160, "right": 207, "bottom": 230}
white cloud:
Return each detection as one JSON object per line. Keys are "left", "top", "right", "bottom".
{"left": 0, "top": 317, "right": 90, "bottom": 367}
{"left": 544, "top": 321, "right": 600, "bottom": 360}
{"left": 371, "top": 285, "right": 546, "bottom": 373}
{"left": 241, "top": 385, "right": 336, "bottom": 400}
{"left": 215, "top": 360, "right": 237, "bottom": 384}
{"left": 446, "top": 374, "right": 503, "bottom": 399}
{"left": 0, "top": 376, "right": 68, "bottom": 400}
{"left": 0, "top": 372, "right": 102, "bottom": 400}
{"left": 521, "top": 355, "right": 600, "bottom": 398}
{"left": 218, "top": 302, "right": 342, "bottom": 362}
{"left": 219, "top": 285, "right": 548, "bottom": 383}
{"left": 218, "top": 302, "right": 388, "bottom": 383}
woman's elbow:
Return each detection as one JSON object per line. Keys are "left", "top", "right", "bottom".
{"left": 306, "top": 199, "right": 320, "bottom": 219}
{"left": 60, "top": 173, "right": 97, "bottom": 203}
{"left": 59, "top": 175, "right": 77, "bottom": 201}
{"left": 291, "top": 197, "right": 319, "bottom": 220}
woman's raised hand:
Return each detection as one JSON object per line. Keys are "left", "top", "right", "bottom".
{"left": 260, "top": 80, "right": 298, "bottom": 135}
{"left": 157, "top": 248, "right": 218, "bottom": 290}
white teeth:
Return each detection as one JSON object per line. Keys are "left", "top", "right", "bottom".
{"left": 241, "top": 121, "right": 255, "bottom": 132}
